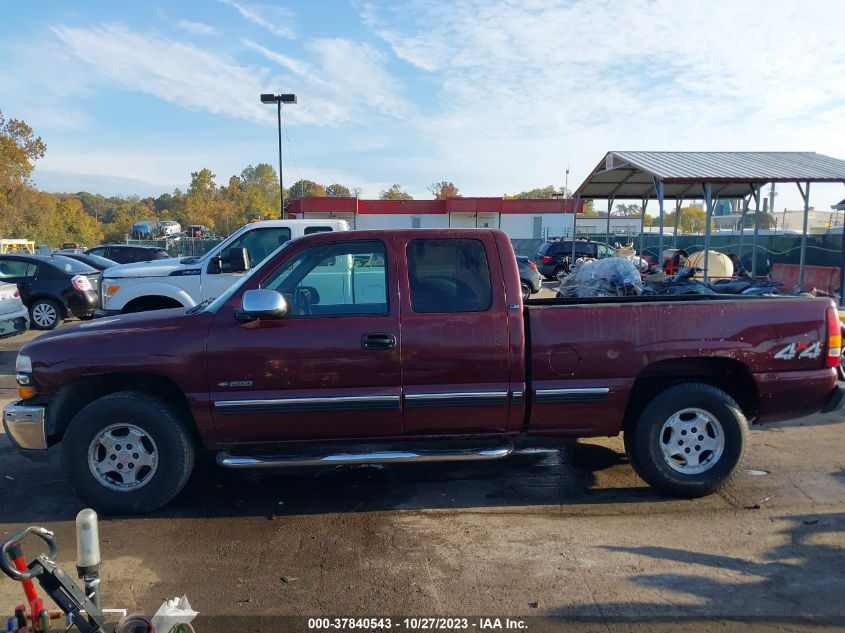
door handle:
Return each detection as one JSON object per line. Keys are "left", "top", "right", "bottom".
{"left": 361, "top": 333, "right": 396, "bottom": 351}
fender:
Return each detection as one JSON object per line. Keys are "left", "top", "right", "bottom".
{"left": 106, "top": 280, "right": 197, "bottom": 311}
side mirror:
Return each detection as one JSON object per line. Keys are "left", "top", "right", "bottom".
{"left": 234, "top": 289, "right": 289, "bottom": 322}
{"left": 228, "top": 248, "right": 251, "bottom": 273}
{"left": 208, "top": 256, "right": 221, "bottom": 274}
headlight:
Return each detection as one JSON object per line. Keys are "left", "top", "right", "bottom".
{"left": 15, "top": 354, "right": 31, "bottom": 373}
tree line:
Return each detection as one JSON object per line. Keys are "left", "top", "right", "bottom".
{"left": 4, "top": 110, "right": 768, "bottom": 247}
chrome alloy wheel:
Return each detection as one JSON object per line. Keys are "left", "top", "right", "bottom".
{"left": 658, "top": 407, "right": 725, "bottom": 475}
{"left": 87, "top": 424, "right": 159, "bottom": 491}
{"left": 32, "top": 303, "right": 58, "bottom": 328}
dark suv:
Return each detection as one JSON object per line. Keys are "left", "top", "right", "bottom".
{"left": 86, "top": 244, "right": 170, "bottom": 264}
{"left": 533, "top": 239, "right": 615, "bottom": 279}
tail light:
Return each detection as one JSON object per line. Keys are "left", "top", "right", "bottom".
{"left": 13, "top": 289, "right": 19, "bottom": 298}
{"left": 542, "top": 255, "right": 553, "bottom": 264}
{"left": 826, "top": 307, "right": 841, "bottom": 368}
{"left": 71, "top": 275, "right": 93, "bottom": 292}
{"left": 526, "top": 260, "right": 537, "bottom": 270}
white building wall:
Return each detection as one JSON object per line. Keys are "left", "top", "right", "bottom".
{"left": 354, "top": 214, "right": 449, "bottom": 230}
{"left": 499, "top": 214, "right": 574, "bottom": 239}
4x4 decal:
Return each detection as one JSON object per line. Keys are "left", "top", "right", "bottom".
{"left": 773, "top": 341, "right": 822, "bottom": 360}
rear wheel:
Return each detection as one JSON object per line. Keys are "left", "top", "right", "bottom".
{"left": 521, "top": 281, "right": 531, "bottom": 300}
{"left": 61, "top": 391, "right": 195, "bottom": 514}
{"left": 30, "top": 299, "right": 62, "bottom": 330}
{"left": 625, "top": 383, "right": 747, "bottom": 497}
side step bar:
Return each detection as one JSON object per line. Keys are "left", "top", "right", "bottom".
{"left": 216, "top": 441, "right": 514, "bottom": 469}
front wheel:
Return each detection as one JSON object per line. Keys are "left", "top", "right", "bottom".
{"left": 61, "top": 391, "right": 195, "bottom": 514}
{"left": 625, "top": 383, "right": 747, "bottom": 498}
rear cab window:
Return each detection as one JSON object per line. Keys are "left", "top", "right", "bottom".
{"left": 219, "top": 227, "right": 292, "bottom": 272}
{"left": 304, "top": 226, "right": 334, "bottom": 235}
{"left": 49, "top": 258, "right": 97, "bottom": 274}
{"left": 407, "top": 238, "right": 492, "bottom": 313}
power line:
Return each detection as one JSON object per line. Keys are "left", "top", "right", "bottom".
{"left": 279, "top": 106, "right": 303, "bottom": 187}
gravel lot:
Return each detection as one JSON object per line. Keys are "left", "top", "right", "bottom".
{"left": 0, "top": 307, "right": 842, "bottom": 632}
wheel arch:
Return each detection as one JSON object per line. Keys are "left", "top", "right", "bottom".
{"left": 28, "top": 294, "right": 68, "bottom": 318}
{"left": 623, "top": 357, "right": 758, "bottom": 433}
{"left": 46, "top": 373, "right": 197, "bottom": 445}
{"left": 123, "top": 295, "right": 184, "bottom": 313}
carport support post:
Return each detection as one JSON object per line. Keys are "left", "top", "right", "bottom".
{"left": 738, "top": 193, "right": 751, "bottom": 265}
{"left": 752, "top": 188, "right": 761, "bottom": 277}
{"left": 654, "top": 177, "right": 665, "bottom": 266}
{"left": 702, "top": 183, "right": 714, "bottom": 284}
{"left": 605, "top": 197, "right": 614, "bottom": 245}
{"left": 639, "top": 198, "right": 649, "bottom": 254}
{"left": 673, "top": 199, "right": 682, "bottom": 247}
{"left": 570, "top": 194, "right": 580, "bottom": 264}
{"left": 796, "top": 181, "right": 811, "bottom": 290}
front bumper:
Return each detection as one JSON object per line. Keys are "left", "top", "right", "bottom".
{"left": 3, "top": 402, "right": 47, "bottom": 450}
{"left": 0, "top": 314, "right": 28, "bottom": 339}
{"left": 94, "top": 308, "right": 122, "bottom": 318}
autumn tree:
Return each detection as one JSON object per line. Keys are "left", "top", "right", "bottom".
{"left": 288, "top": 179, "right": 327, "bottom": 200}
{"left": 428, "top": 181, "right": 461, "bottom": 199}
{"left": 57, "top": 197, "right": 104, "bottom": 245}
{"left": 326, "top": 183, "right": 352, "bottom": 197}
{"left": 379, "top": 184, "right": 413, "bottom": 200}
{"left": 505, "top": 185, "right": 570, "bottom": 199}
{"left": 184, "top": 168, "right": 219, "bottom": 230}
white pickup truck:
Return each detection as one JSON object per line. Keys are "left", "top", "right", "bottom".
{"left": 96, "top": 219, "right": 349, "bottom": 316}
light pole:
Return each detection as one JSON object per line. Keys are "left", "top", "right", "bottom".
{"left": 260, "top": 93, "right": 297, "bottom": 218}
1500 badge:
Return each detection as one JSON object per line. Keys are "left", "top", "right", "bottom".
{"left": 217, "top": 380, "right": 253, "bottom": 388}
{"left": 773, "top": 341, "right": 822, "bottom": 360}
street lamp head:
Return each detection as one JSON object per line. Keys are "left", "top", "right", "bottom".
{"left": 260, "top": 93, "right": 297, "bottom": 104}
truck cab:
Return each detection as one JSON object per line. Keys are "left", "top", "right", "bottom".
{"left": 97, "top": 219, "right": 349, "bottom": 315}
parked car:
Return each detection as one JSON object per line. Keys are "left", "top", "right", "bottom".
{"left": 96, "top": 219, "right": 349, "bottom": 316}
{"left": 4, "top": 229, "right": 843, "bottom": 514}
{"left": 0, "top": 255, "right": 100, "bottom": 329}
{"left": 517, "top": 256, "right": 541, "bottom": 300}
{"left": 533, "top": 238, "right": 616, "bottom": 280}
{"left": 56, "top": 252, "right": 118, "bottom": 271}
{"left": 0, "top": 281, "right": 29, "bottom": 339}
{"left": 85, "top": 244, "right": 170, "bottom": 265}
{"left": 34, "top": 245, "right": 54, "bottom": 256}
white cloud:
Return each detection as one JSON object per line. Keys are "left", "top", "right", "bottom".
{"left": 218, "top": 0, "right": 295, "bottom": 39}
{"left": 244, "top": 38, "right": 408, "bottom": 123}
{"left": 359, "top": 0, "right": 845, "bottom": 206}
{"left": 51, "top": 23, "right": 275, "bottom": 124}
{"left": 175, "top": 19, "right": 217, "bottom": 35}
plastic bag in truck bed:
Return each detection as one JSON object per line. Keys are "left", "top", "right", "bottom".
{"left": 558, "top": 256, "right": 644, "bottom": 297}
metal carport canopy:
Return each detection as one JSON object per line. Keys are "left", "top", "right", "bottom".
{"left": 572, "top": 151, "right": 845, "bottom": 290}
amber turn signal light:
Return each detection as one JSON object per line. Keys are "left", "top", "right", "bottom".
{"left": 17, "top": 385, "right": 35, "bottom": 400}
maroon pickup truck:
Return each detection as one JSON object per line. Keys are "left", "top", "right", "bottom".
{"left": 4, "top": 229, "right": 843, "bottom": 514}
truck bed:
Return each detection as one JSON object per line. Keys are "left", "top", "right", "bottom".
{"left": 524, "top": 294, "right": 837, "bottom": 436}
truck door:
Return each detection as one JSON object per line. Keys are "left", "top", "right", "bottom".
{"left": 399, "top": 235, "right": 512, "bottom": 435}
{"left": 201, "top": 226, "right": 293, "bottom": 301}
{"left": 206, "top": 236, "right": 402, "bottom": 442}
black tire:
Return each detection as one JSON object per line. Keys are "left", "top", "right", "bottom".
{"left": 625, "top": 383, "right": 747, "bottom": 498}
{"left": 61, "top": 391, "right": 195, "bottom": 515}
{"left": 30, "top": 298, "right": 62, "bottom": 330}
{"left": 521, "top": 281, "right": 531, "bottom": 301}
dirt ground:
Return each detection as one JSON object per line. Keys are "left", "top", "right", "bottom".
{"left": 0, "top": 297, "right": 843, "bottom": 632}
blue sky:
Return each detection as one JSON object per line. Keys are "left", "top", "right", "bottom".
{"left": 2, "top": 0, "right": 845, "bottom": 209}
